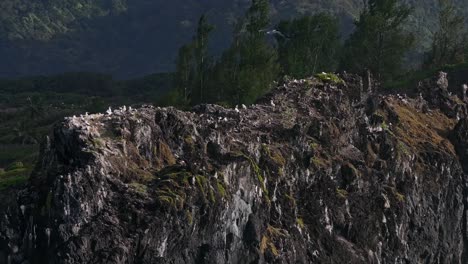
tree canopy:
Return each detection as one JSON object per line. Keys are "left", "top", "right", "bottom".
{"left": 341, "top": 0, "right": 414, "bottom": 82}
{"left": 277, "top": 13, "right": 341, "bottom": 78}
{"left": 424, "top": 0, "right": 467, "bottom": 68}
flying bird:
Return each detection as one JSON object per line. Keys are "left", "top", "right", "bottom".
{"left": 260, "top": 29, "right": 288, "bottom": 39}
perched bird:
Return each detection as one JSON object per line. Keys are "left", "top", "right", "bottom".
{"left": 106, "top": 107, "right": 112, "bottom": 115}
{"left": 270, "top": 100, "right": 276, "bottom": 107}
{"left": 122, "top": 105, "right": 127, "bottom": 112}
{"left": 235, "top": 105, "right": 240, "bottom": 113}
{"left": 242, "top": 104, "right": 247, "bottom": 110}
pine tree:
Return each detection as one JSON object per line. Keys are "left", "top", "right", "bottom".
{"left": 192, "top": 14, "right": 215, "bottom": 104}
{"left": 425, "top": 0, "right": 467, "bottom": 68}
{"left": 277, "top": 13, "right": 341, "bottom": 78}
{"left": 174, "top": 43, "right": 194, "bottom": 105}
{"left": 341, "top": 0, "right": 414, "bottom": 82}
{"left": 173, "top": 14, "right": 214, "bottom": 106}
{"left": 235, "top": 0, "right": 279, "bottom": 104}
{"left": 208, "top": 19, "right": 244, "bottom": 105}
{"left": 211, "top": 0, "right": 278, "bottom": 105}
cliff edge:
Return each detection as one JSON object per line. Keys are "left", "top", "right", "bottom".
{"left": 1, "top": 73, "right": 468, "bottom": 263}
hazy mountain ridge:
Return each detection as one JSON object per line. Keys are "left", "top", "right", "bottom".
{"left": 0, "top": 0, "right": 466, "bottom": 78}
{"left": 0, "top": 0, "right": 128, "bottom": 40}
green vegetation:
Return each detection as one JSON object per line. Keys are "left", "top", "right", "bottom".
{"left": 242, "top": 153, "right": 269, "bottom": 202}
{"left": 129, "top": 182, "right": 148, "bottom": 195}
{"left": 336, "top": 188, "right": 349, "bottom": 199}
{"left": 0, "top": 0, "right": 128, "bottom": 41}
{"left": 0, "top": 174, "right": 29, "bottom": 190}
{"left": 185, "top": 209, "right": 193, "bottom": 225}
{"left": 296, "top": 218, "right": 305, "bottom": 229}
{"left": 261, "top": 144, "right": 286, "bottom": 168}
{"left": 424, "top": 0, "right": 467, "bottom": 69}
{"left": 172, "top": 14, "right": 215, "bottom": 107}
{"left": 216, "top": 181, "right": 227, "bottom": 198}
{"left": 1, "top": 0, "right": 468, "bottom": 83}
{"left": 311, "top": 156, "right": 327, "bottom": 169}
{"left": 384, "top": 62, "right": 468, "bottom": 91}
{"left": 397, "top": 141, "right": 411, "bottom": 156}
{"left": 277, "top": 13, "right": 341, "bottom": 78}
{"left": 153, "top": 168, "right": 227, "bottom": 210}
{"left": 167, "top": 0, "right": 468, "bottom": 107}
{"left": 0, "top": 72, "right": 173, "bottom": 190}
{"left": 260, "top": 225, "right": 287, "bottom": 256}
{"left": 341, "top": 0, "right": 415, "bottom": 82}
{"left": 315, "top": 72, "right": 345, "bottom": 85}
{"left": 395, "top": 192, "right": 405, "bottom": 202}
{"left": 0, "top": 161, "right": 31, "bottom": 190}
{"left": 173, "top": 0, "right": 279, "bottom": 106}
{"left": 309, "top": 142, "right": 319, "bottom": 150}
{"left": 0, "top": 145, "right": 36, "bottom": 189}
{"left": 156, "top": 172, "right": 189, "bottom": 209}
{"left": 166, "top": 0, "right": 468, "bottom": 105}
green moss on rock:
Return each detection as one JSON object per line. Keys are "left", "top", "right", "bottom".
{"left": 315, "top": 72, "right": 344, "bottom": 84}
{"left": 129, "top": 182, "right": 148, "bottom": 194}
{"left": 336, "top": 188, "right": 349, "bottom": 199}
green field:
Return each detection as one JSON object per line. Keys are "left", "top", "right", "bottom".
{"left": 0, "top": 72, "right": 173, "bottom": 190}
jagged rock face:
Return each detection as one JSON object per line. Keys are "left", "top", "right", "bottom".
{"left": 418, "top": 71, "right": 467, "bottom": 119}
{"left": 1, "top": 74, "right": 468, "bottom": 263}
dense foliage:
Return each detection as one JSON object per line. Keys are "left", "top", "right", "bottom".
{"left": 340, "top": 0, "right": 415, "bottom": 82}
{"left": 2, "top": 0, "right": 468, "bottom": 78}
{"left": 0, "top": 0, "right": 127, "bottom": 40}
{"left": 276, "top": 14, "right": 341, "bottom": 78}
{"left": 424, "top": 0, "right": 468, "bottom": 69}
{"left": 173, "top": 0, "right": 279, "bottom": 106}
{"left": 168, "top": 0, "right": 468, "bottom": 106}
{"left": 0, "top": 72, "right": 172, "bottom": 188}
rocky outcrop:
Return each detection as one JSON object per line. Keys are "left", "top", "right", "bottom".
{"left": 1, "top": 73, "right": 468, "bottom": 263}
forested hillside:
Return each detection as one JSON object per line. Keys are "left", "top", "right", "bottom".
{"left": 0, "top": 0, "right": 465, "bottom": 78}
